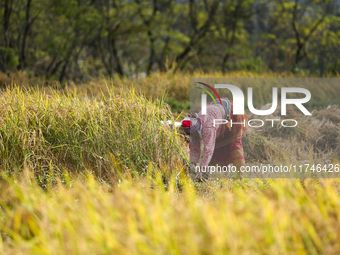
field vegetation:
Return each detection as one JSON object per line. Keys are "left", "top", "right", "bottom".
{"left": 1, "top": 0, "right": 340, "bottom": 253}
{"left": 0, "top": 71, "right": 339, "bottom": 254}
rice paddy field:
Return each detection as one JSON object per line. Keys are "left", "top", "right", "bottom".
{"left": 0, "top": 71, "right": 340, "bottom": 254}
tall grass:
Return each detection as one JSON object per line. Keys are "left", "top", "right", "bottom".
{"left": 2, "top": 71, "right": 340, "bottom": 113}
{"left": 0, "top": 72, "right": 340, "bottom": 254}
{"left": 1, "top": 171, "right": 340, "bottom": 254}
{"left": 0, "top": 87, "right": 188, "bottom": 187}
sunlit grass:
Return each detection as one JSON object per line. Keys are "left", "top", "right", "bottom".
{"left": 0, "top": 72, "right": 340, "bottom": 254}
{"left": 2, "top": 71, "right": 340, "bottom": 112}
{"left": 0, "top": 86, "right": 188, "bottom": 187}
{"left": 1, "top": 172, "right": 340, "bottom": 254}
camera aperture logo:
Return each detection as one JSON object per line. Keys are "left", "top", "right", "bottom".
{"left": 197, "top": 82, "right": 312, "bottom": 128}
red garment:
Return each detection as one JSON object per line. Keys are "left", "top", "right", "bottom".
{"left": 190, "top": 100, "right": 248, "bottom": 169}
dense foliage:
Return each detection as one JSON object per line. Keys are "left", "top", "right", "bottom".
{"left": 1, "top": 0, "right": 340, "bottom": 81}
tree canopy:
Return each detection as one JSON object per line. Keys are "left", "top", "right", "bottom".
{"left": 1, "top": 0, "right": 339, "bottom": 81}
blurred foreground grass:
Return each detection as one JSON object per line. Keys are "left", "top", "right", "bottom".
{"left": 1, "top": 172, "right": 340, "bottom": 254}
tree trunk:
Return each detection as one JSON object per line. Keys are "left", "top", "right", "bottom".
{"left": 20, "top": 0, "right": 33, "bottom": 70}
{"left": 221, "top": 53, "right": 230, "bottom": 73}
{"left": 111, "top": 38, "right": 124, "bottom": 78}
{"left": 4, "top": 0, "right": 13, "bottom": 48}
{"left": 2, "top": 0, "right": 13, "bottom": 73}
{"left": 146, "top": 29, "right": 155, "bottom": 76}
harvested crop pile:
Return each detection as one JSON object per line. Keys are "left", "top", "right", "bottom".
{"left": 244, "top": 105, "right": 340, "bottom": 165}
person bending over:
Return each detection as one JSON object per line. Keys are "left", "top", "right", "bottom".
{"left": 183, "top": 98, "right": 248, "bottom": 179}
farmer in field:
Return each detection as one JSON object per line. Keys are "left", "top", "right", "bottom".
{"left": 182, "top": 98, "right": 248, "bottom": 179}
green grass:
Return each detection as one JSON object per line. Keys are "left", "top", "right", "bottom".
{"left": 3, "top": 70, "right": 340, "bottom": 113}
{"left": 164, "top": 97, "right": 190, "bottom": 113}
{"left": 0, "top": 71, "right": 340, "bottom": 254}
{"left": 0, "top": 87, "right": 188, "bottom": 187}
